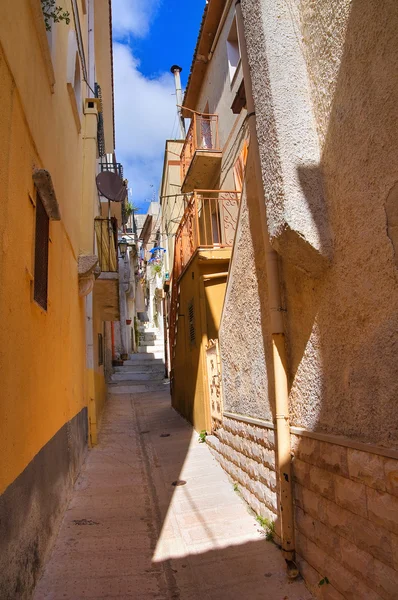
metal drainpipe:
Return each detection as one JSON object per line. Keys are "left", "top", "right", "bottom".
{"left": 235, "top": 0, "right": 297, "bottom": 577}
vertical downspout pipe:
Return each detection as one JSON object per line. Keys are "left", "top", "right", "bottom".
{"left": 235, "top": 0, "right": 297, "bottom": 577}
{"left": 170, "top": 65, "right": 186, "bottom": 139}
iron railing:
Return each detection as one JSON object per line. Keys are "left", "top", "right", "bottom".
{"left": 94, "top": 217, "right": 118, "bottom": 272}
{"left": 99, "top": 161, "right": 124, "bottom": 179}
{"left": 169, "top": 190, "right": 240, "bottom": 360}
{"left": 180, "top": 113, "right": 220, "bottom": 182}
{"left": 95, "top": 82, "right": 106, "bottom": 157}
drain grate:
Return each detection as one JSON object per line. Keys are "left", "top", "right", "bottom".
{"left": 172, "top": 480, "right": 187, "bottom": 487}
{"left": 140, "top": 430, "right": 150, "bottom": 434}
{"left": 160, "top": 433, "right": 170, "bottom": 438}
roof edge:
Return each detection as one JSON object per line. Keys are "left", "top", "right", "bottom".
{"left": 182, "top": 0, "right": 226, "bottom": 117}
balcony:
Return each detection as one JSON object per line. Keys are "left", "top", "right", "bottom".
{"left": 169, "top": 190, "right": 240, "bottom": 359}
{"left": 173, "top": 190, "right": 240, "bottom": 280}
{"left": 99, "top": 160, "right": 124, "bottom": 179}
{"left": 94, "top": 217, "right": 120, "bottom": 320}
{"left": 180, "top": 113, "right": 222, "bottom": 193}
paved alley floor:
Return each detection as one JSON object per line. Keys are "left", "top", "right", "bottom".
{"left": 33, "top": 381, "right": 313, "bottom": 600}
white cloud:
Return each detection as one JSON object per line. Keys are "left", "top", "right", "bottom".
{"left": 113, "top": 42, "right": 178, "bottom": 209}
{"left": 112, "top": 0, "right": 160, "bottom": 39}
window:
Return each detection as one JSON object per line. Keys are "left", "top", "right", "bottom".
{"left": 226, "top": 17, "right": 241, "bottom": 84}
{"left": 98, "top": 333, "right": 104, "bottom": 366}
{"left": 188, "top": 300, "right": 196, "bottom": 346}
{"left": 66, "top": 30, "right": 82, "bottom": 130}
{"left": 34, "top": 194, "right": 50, "bottom": 310}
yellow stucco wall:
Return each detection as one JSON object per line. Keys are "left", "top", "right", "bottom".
{"left": 0, "top": 45, "right": 86, "bottom": 494}
{"left": 94, "top": 0, "right": 114, "bottom": 154}
{"left": 0, "top": 0, "right": 114, "bottom": 493}
{"left": 172, "top": 250, "right": 230, "bottom": 432}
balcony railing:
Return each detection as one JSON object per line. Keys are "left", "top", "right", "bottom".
{"left": 99, "top": 160, "right": 124, "bottom": 179}
{"left": 94, "top": 217, "right": 118, "bottom": 272}
{"left": 169, "top": 190, "right": 240, "bottom": 360}
{"left": 94, "top": 83, "right": 105, "bottom": 157}
{"left": 180, "top": 113, "right": 220, "bottom": 182}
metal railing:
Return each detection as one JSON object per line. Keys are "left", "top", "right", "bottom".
{"left": 99, "top": 161, "right": 124, "bottom": 179}
{"left": 94, "top": 83, "right": 106, "bottom": 157}
{"left": 169, "top": 190, "right": 240, "bottom": 360}
{"left": 94, "top": 217, "right": 118, "bottom": 273}
{"left": 180, "top": 113, "right": 220, "bottom": 182}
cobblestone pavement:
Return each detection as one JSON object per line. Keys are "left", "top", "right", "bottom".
{"left": 33, "top": 381, "right": 313, "bottom": 600}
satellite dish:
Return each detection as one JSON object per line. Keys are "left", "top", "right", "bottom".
{"left": 96, "top": 171, "right": 127, "bottom": 202}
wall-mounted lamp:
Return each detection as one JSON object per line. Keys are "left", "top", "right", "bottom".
{"left": 118, "top": 237, "right": 128, "bottom": 258}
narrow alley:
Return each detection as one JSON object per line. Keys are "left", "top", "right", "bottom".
{"left": 2, "top": 1, "right": 398, "bottom": 599}
{"left": 33, "top": 346, "right": 311, "bottom": 600}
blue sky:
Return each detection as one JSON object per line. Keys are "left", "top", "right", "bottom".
{"left": 111, "top": 0, "right": 205, "bottom": 212}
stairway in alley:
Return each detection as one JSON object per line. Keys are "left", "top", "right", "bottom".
{"left": 110, "top": 326, "right": 166, "bottom": 393}
{"left": 33, "top": 337, "right": 312, "bottom": 600}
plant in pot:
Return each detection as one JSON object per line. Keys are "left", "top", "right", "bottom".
{"left": 126, "top": 318, "right": 132, "bottom": 325}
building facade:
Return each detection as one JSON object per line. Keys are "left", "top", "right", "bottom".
{"left": 202, "top": 0, "right": 398, "bottom": 598}
{"left": 163, "top": 0, "right": 248, "bottom": 433}
{"left": 0, "top": 1, "right": 122, "bottom": 596}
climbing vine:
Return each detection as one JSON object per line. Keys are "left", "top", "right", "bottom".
{"left": 41, "top": 0, "right": 70, "bottom": 31}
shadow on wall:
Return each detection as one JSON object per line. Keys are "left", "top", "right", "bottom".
{"left": 286, "top": 0, "right": 398, "bottom": 445}
{"left": 279, "top": 1, "right": 398, "bottom": 597}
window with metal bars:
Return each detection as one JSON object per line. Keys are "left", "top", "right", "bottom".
{"left": 188, "top": 300, "right": 196, "bottom": 346}
{"left": 34, "top": 193, "right": 49, "bottom": 310}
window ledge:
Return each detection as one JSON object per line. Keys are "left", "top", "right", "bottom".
{"left": 28, "top": 0, "right": 56, "bottom": 93}
{"left": 230, "top": 59, "right": 242, "bottom": 91}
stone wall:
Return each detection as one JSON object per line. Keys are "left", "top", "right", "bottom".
{"left": 292, "top": 434, "right": 398, "bottom": 600}
{"left": 208, "top": 415, "right": 398, "bottom": 599}
{"left": 207, "top": 416, "right": 280, "bottom": 540}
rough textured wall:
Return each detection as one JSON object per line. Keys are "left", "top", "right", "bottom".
{"left": 298, "top": 0, "right": 352, "bottom": 148}
{"left": 242, "top": 0, "right": 398, "bottom": 446}
{"left": 220, "top": 151, "right": 274, "bottom": 421}
{"left": 241, "top": 0, "right": 332, "bottom": 278}
{"left": 286, "top": 0, "right": 398, "bottom": 445}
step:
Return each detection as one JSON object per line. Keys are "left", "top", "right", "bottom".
{"left": 137, "top": 327, "right": 159, "bottom": 334}
{"left": 108, "top": 381, "right": 170, "bottom": 395}
{"left": 114, "top": 364, "right": 165, "bottom": 373}
{"left": 139, "top": 334, "right": 157, "bottom": 342}
{"left": 111, "top": 372, "right": 165, "bottom": 382}
{"left": 124, "top": 356, "right": 164, "bottom": 365}
{"left": 139, "top": 339, "right": 163, "bottom": 347}
{"left": 138, "top": 346, "right": 165, "bottom": 354}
